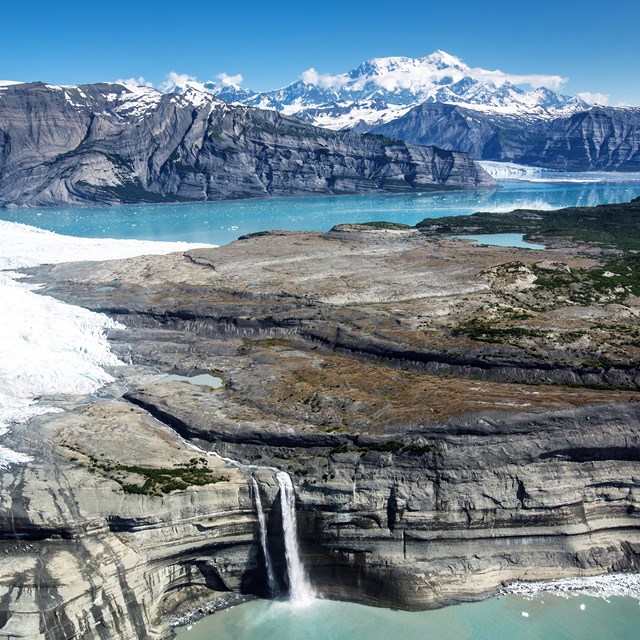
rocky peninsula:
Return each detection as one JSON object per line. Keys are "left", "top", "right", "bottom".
{"left": 1, "top": 200, "right": 640, "bottom": 638}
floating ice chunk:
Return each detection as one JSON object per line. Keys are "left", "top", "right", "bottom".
{"left": 502, "top": 573, "right": 640, "bottom": 600}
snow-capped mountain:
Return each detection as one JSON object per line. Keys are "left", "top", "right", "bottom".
{"left": 165, "top": 51, "right": 590, "bottom": 131}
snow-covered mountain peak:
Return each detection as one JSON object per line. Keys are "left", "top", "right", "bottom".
{"left": 422, "top": 49, "right": 466, "bottom": 69}
{"left": 170, "top": 50, "right": 590, "bottom": 130}
{"left": 161, "top": 76, "right": 209, "bottom": 95}
{"left": 344, "top": 52, "right": 472, "bottom": 94}
{"left": 174, "top": 84, "right": 221, "bottom": 107}
{"left": 146, "top": 51, "right": 601, "bottom": 132}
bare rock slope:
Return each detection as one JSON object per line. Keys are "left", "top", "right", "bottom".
{"left": 0, "top": 82, "right": 495, "bottom": 207}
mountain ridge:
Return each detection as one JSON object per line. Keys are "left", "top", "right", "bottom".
{"left": 165, "top": 50, "right": 591, "bottom": 130}
{"left": 0, "top": 81, "right": 495, "bottom": 208}
{"left": 371, "top": 102, "right": 640, "bottom": 171}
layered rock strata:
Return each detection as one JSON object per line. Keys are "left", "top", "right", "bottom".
{"left": 2, "top": 225, "right": 640, "bottom": 637}
{"left": 373, "top": 103, "right": 640, "bottom": 171}
{"left": 0, "top": 83, "right": 495, "bottom": 208}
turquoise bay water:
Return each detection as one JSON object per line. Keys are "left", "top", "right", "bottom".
{"left": 1, "top": 179, "right": 640, "bottom": 246}
{"left": 174, "top": 595, "right": 640, "bottom": 640}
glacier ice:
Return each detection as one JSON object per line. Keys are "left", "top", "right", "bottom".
{"left": 0, "top": 220, "right": 213, "bottom": 466}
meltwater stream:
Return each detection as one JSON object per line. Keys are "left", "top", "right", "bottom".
{"left": 154, "top": 414, "right": 314, "bottom": 605}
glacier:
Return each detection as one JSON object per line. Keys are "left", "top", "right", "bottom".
{"left": 479, "top": 161, "right": 640, "bottom": 184}
{"left": 0, "top": 221, "right": 212, "bottom": 466}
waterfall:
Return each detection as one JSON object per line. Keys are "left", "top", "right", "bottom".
{"left": 136, "top": 407, "right": 314, "bottom": 602}
{"left": 276, "top": 471, "right": 314, "bottom": 604}
{"left": 251, "top": 476, "right": 278, "bottom": 597}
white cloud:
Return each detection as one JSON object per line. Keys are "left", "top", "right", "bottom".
{"left": 159, "top": 71, "right": 244, "bottom": 91}
{"left": 300, "top": 68, "right": 348, "bottom": 89}
{"left": 116, "top": 76, "right": 153, "bottom": 88}
{"left": 217, "top": 72, "right": 244, "bottom": 87}
{"left": 576, "top": 91, "right": 610, "bottom": 105}
{"left": 368, "top": 66, "right": 566, "bottom": 92}
{"left": 300, "top": 68, "right": 318, "bottom": 84}
{"left": 160, "top": 71, "right": 198, "bottom": 91}
{"left": 465, "top": 67, "right": 567, "bottom": 90}
{"left": 302, "top": 58, "right": 567, "bottom": 93}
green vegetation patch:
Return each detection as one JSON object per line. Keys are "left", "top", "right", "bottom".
{"left": 532, "top": 253, "right": 640, "bottom": 304}
{"left": 416, "top": 199, "right": 640, "bottom": 251}
{"left": 81, "top": 454, "right": 228, "bottom": 495}
{"left": 454, "top": 319, "right": 544, "bottom": 343}
{"left": 331, "top": 221, "right": 414, "bottom": 232}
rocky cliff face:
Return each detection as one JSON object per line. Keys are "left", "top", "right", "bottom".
{"left": 372, "top": 104, "right": 640, "bottom": 171}
{"left": 294, "top": 402, "right": 640, "bottom": 607}
{"left": 0, "top": 82, "right": 495, "bottom": 208}
{"left": 0, "top": 399, "right": 260, "bottom": 640}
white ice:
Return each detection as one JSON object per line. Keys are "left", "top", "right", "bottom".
{"left": 479, "top": 161, "right": 640, "bottom": 184}
{"left": 0, "top": 220, "right": 213, "bottom": 466}
{"left": 502, "top": 573, "right": 640, "bottom": 600}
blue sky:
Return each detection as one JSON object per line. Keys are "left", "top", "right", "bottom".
{"left": 2, "top": 0, "right": 639, "bottom": 105}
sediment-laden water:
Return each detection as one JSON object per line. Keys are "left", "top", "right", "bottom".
{"left": 174, "top": 594, "right": 640, "bottom": 640}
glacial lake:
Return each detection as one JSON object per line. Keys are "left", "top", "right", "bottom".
{"left": 174, "top": 594, "right": 640, "bottom": 640}
{"left": 159, "top": 373, "right": 223, "bottom": 388}
{"left": 453, "top": 233, "right": 546, "bottom": 250}
{"left": 2, "top": 178, "right": 640, "bottom": 246}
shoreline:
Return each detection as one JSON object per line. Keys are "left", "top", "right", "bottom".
{"left": 0, "top": 181, "right": 497, "bottom": 212}
{"left": 167, "top": 592, "right": 256, "bottom": 636}
{"left": 501, "top": 571, "right": 640, "bottom": 600}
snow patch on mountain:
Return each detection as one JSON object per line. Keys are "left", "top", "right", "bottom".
{"left": 0, "top": 80, "right": 223, "bottom": 121}
{"left": 0, "top": 81, "right": 24, "bottom": 90}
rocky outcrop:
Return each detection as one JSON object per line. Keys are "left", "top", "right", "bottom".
{"left": 0, "top": 82, "right": 495, "bottom": 208}
{"left": 4, "top": 225, "right": 640, "bottom": 637}
{"left": 295, "top": 402, "right": 640, "bottom": 607}
{"left": 372, "top": 103, "right": 640, "bottom": 171}
{"left": 0, "top": 400, "right": 261, "bottom": 640}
